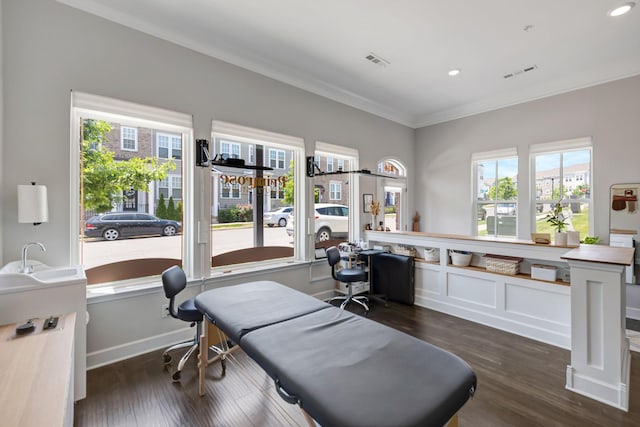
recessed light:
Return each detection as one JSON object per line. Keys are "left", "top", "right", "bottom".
{"left": 608, "top": 2, "right": 635, "bottom": 16}
{"left": 448, "top": 69, "right": 461, "bottom": 77}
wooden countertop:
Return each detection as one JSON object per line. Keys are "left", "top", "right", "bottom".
{"left": 610, "top": 229, "right": 637, "bottom": 235}
{"left": 365, "top": 230, "right": 577, "bottom": 248}
{"left": 561, "top": 246, "right": 635, "bottom": 266}
{"left": 0, "top": 313, "right": 75, "bottom": 427}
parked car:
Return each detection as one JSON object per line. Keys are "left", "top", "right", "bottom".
{"left": 85, "top": 212, "right": 181, "bottom": 241}
{"left": 263, "top": 206, "right": 293, "bottom": 227}
{"left": 286, "top": 203, "right": 349, "bottom": 242}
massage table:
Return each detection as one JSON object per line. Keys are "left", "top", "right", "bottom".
{"left": 195, "top": 281, "right": 476, "bottom": 427}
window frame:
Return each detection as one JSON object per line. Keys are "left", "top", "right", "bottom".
{"left": 329, "top": 181, "right": 342, "bottom": 200}
{"left": 471, "top": 148, "right": 519, "bottom": 238}
{"left": 269, "top": 148, "right": 286, "bottom": 169}
{"left": 121, "top": 126, "right": 138, "bottom": 151}
{"left": 530, "top": 137, "right": 593, "bottom": 236}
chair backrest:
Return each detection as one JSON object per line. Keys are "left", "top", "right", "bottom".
{"left": 162, "top": 265, "right": 187, "bottom": 318}
{"left": 326, "top": 246, "right": 341, "bottom": 280}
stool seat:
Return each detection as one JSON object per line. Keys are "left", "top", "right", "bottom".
{"left": 178, "top": 297, "right": 203, "bottom": 323}
{"left": 335, "top": 268, "right": 367, "bottom": 282}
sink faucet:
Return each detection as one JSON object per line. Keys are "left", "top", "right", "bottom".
{"left": 20, "top": 242, "right": 46, "bottom": 274}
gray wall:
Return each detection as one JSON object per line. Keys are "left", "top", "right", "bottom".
{"left": 0, "top": 0, "right": 4, "bottom": 263}
{"left": 1, "top": 0, "right": 415, "bottom": 267}
{"left": 0, "top": 0, "right": 414, "bottom": 365}
{"left": 415, "top": 74, "right": 640, "bottom": 242}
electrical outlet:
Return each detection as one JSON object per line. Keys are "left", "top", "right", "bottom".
{"left": 161, "top": 303, "right": 169, "bottom": 318}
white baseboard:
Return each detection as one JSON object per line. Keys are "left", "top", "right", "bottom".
{"left": 87, "top": 327, "right": 194, "bottom": 370}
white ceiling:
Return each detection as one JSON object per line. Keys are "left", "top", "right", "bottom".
{"left": 59, "top": 0, "right": 640, "bottom": 128}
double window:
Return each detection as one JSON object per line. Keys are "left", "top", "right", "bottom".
{"left": 157, "top": 133, "right": 182, "bottom": 159}
{"left": 269, "top": 149, "right": 286, "bottom": 169}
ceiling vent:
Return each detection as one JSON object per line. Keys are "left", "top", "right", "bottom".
{"left": 365, "top": 52, "right": 390, "bottom": 67}
{"left": 503, "top": 64, "right": 538, "bottom": 79}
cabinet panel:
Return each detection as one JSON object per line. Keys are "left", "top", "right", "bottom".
{"left": 505, "top": 282, "right": 570, "bottom": 325}
{"left": 447, "top": 272, "right": 496, "bottom": 308}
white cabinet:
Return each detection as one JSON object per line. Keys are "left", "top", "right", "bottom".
{"left": 609, "top": 232, "right": 636, "bottom": 284}
{"left": 364, "top": 231, "right": 572, "bottom": 348}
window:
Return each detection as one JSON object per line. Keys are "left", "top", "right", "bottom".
{"left": 269, "top": 149, "right": 285, "bottom": 169}
{"left": 221, "top": 182, "right": 241, "bottom": 199}
{"left": 377, "top": 159, "right": 408, "bottom": 232}
{"left": 270, "top": 181, "right": 285, "bottom": 199}
{"left": 314, "top": 143, "right": 357, "bottom": 247}
{"left": 157, "top": 133, "right": 182, "bottom": 159}
{"left": 121, "top": 126, "right": 138, "bottom": 151}
{"left": 473, "top": 149, "right": 518, "bottom": 237}
{"left": 221, "top": 140, "right": 241, "bottom": 159}
{"left": 337, "top": 159, "right": 344, "bottom": 172}
{"left": 329, "top": 181, "right": 342, "bottom": 200}
{"left": 212, "top": 121, "right": 305, "bottom": 267}
{"left": 72, "top": 92, "right": 190, "bottom": 286}
{"left": 532, "top": 138, "right": 592, "bottom": 237}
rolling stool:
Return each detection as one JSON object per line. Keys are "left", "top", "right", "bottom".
{"left": 326, "top": 246, "right": 369, "bottom": 313}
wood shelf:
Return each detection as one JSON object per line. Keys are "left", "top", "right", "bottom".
{"left": 446, "top": 264, "right": 569, "bottom": 286}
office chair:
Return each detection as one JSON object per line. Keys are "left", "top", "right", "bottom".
{"left": 327, "top": 246, "right": 369, "bottom": 313}
{"left": 161, "top": 265, "right": 203, "bottom": 382}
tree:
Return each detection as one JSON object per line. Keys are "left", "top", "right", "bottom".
{"left": 156, "top": 193, "right": 168, "bottom": 219}
{"left": 82, "top": 119, "right": 175, "bottom": 213}
{"left": 167, "top": 196, "right": 177, "bottom": 221}
{"left": 283, "top": 160, "right": 295, "bottom": 205}
{"left": 488, "top": 177, "right": 517, "bottom": 200}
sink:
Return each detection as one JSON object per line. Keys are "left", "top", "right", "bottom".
{"left": 32, "top": 266, "right": 84, "bottom": 282}
{"left": 0, "top": 263, "right": 85, "bottom": 290}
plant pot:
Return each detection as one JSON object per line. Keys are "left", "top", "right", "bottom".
{"left": 567, "top": 231, "right": 580, "bottom": 247}
{"left": 413, "top": 222, "right": 420, "bottom": 232}
{"left": 554, "top": 232, "right": 568, "bottom": 246}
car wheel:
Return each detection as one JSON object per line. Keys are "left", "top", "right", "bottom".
{"left": 163, "top": 225, "right": 177, "bottom": 236}
{"left": 103, "top": 228, "right": 119, "bottom": 241}
{"left": 316, "top": 227, "right": 331, "bottom": 242}
{"left": 278, "top": 218, "right": 287, "bottom": 227}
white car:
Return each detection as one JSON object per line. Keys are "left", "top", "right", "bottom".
{"left": 263, "top": 206, "right": 293, "bottom": 227}
{"left": 286, "top": 203, "right": 349, "bottom": 242}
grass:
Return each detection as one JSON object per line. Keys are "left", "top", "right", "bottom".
{"left": 477, "top": 205, "right": 590, "bottom": 238}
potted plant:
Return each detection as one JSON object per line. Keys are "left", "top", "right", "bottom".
{"left": 545, "top": 201, "right": 568, "bottom": 245}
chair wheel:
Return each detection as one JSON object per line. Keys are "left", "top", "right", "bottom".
{"left": 163, "top": 354, "right": 172, "bottom": 365}
{"left": 221, "top": 358, "right": 227, "bottom": 375}
{"left": 171, "top": 370, "right": 181, "bottom": 382}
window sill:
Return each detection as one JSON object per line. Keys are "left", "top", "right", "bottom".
{"left": 86, "top": 259, "right": 310, "bottom": 304}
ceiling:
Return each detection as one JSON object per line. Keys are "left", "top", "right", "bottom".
{"left": 59, "top": 0, "right": 640, "bottom": 128}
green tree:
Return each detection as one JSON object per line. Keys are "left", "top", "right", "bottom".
{"left": 572, "top": 184, "right": 589, "bottom": 198}
{"left": 488, "top": 177, "right": 517, "bottom": 200}
{"left": 156, "top": 193, "right": 168, "bottom": 219}
{"left": 82, "top": 119, "right": 175, "bottom": 213}
{"left": 167, "top": 196, "right": 177, "bottom": 221}
{"left": 283, "top": 160, "right": 295, "bottom": 205}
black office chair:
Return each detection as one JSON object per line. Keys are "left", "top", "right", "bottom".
{"left": 161, "top": 265, "right": 202, "bottom": 382}
{"left": 327, "top": 246, "right": 369, "bottom": 313}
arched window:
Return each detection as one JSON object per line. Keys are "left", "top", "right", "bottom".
{"left": 377, "top": 158, "right": 407, "bottom": 231}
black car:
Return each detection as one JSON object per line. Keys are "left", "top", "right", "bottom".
{"left": 85, "top": 212, "right": 181, "bottom": 241}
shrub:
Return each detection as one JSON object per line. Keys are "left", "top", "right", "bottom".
{"left": 156, "top": 193, "right": 168, "bottom": 219}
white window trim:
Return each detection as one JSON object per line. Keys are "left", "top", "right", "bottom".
{"left": 529, "top": 137, "right": 593, "bottom": 235}
{"left": 70, "top": 91, "right": 194, "bottom": 278}
{"left": 269, "top": 148, "right": 286, "bottom": 169}
{"left": 121, "top": 126, "right": 138, "bottom": 151}
{"left": 221, "top": 140, "right": 242, "bottom": 159}
{"left": 326, "top": 156, "right": 334, "bottom": 172}
{"left": 471, "top": 148, "right": 519, "bottom": 237}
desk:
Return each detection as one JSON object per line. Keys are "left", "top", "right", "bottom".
{"left": 0, "top": 313, "right": 76, "bottom": 427}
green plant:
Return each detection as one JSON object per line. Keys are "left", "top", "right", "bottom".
{"left": 156, "top": 193, "right": 168, "bottom": 219}
{"left": 545, "top": 201, "right": 567, "bottom": 232}
{"left": 582, "top": 236, "right": 600, "bottom": 244}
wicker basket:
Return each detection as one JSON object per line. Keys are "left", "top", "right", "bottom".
{"left": 394, "top": 246, "right": 417, "bottom": 257}
{"left": 484, "top": 254, "right": 522, "bottom": 275}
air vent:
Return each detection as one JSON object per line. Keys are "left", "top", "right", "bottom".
{"left": 365, "top": 52, "right": 390, "bottom": 67}
{"left": 503, "top": 64, "right": 538, "bottom": 79}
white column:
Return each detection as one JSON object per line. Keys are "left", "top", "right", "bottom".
{"left": 565, "top": 259, "right": 630, "bottom": 411}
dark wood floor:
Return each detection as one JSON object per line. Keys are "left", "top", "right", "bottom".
{"left": 75, "top": 303, "right": 640, "bottom": 426}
